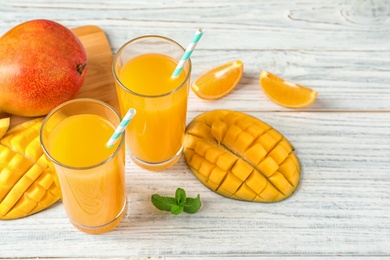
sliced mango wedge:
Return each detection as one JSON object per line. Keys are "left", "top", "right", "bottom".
{"left": 0, "top": 118, "right": 10, "bottom": 139}
{"left": 183, "top": 110, "right": 300, "bottom": 203}
{"left": 0, "top": 118, "right": 61, "bottom": 220}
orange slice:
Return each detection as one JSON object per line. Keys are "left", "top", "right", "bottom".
{"left": 192, "top": 60, "right": 243, "bottom": 100}
{"left": 259, "top": 71, "right": 318, "bottom": 108}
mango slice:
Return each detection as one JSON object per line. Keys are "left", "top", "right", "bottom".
{"left": 183, "top": 110, "right": 300, "bottom": 202}
{"left": 0, "top": 118, "right": 10, "bottom": 139}
{"left": 0, "top": 118, "right": 61, "bottom": 220}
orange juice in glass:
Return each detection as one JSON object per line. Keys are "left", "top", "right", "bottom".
{"left": 40, "top": 98, "right": 126, "bottom": 234}
{"left": 113, "top": 36, "right": 191, "bottom": 171}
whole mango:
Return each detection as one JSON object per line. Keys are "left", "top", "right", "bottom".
{"left": 183, "top": 110, "right": 300, "bottom": 203}
{"left": 0, "top": 19, "right": 87, "bottom": 117}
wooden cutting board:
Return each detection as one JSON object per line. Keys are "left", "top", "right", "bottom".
{"left": 0, "top": 25, "right": 118, "bottom": 129}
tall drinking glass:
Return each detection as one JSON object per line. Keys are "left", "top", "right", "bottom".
{"left": 113, "top": 36, "right": 191, "bottom": 171}
{"left": 40, "top": 98, "right": 126, "bottom": 234}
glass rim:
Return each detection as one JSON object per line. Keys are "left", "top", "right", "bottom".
{"left": 40, "top": 98, "right": 125, "bottom": 170}
{"left": 112, "top": 35, "right": 192, "bottom": 98}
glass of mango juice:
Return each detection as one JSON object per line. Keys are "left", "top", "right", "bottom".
{"left": 40, "top": 98, "right": 126, "bottom": 234}
{"left": 113, "top": 35, "right": 191, "bottom": 171}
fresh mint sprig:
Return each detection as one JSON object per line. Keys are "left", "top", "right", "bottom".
{"left": 151, "top": 188, "right": 202, "bottom": 215}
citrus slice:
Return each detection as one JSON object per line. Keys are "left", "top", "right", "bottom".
{"left": 259, "top": 71, "right": 318, "bottom": 108}
{"left": 0, "top": 117, "right": 10, "bottom": 139}
{"left": 192, "top": 60, "right": 243, "bottom": 100}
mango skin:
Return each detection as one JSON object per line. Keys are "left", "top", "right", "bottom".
{"left": 183, "top": 110, "right": 300, "bottom": 203}
{"left": 0, "top": 19, "right": 87, "bottom": 117}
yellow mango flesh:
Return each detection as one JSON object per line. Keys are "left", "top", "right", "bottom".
{"left": 0, "top": 118, "right": 61, "bottom": 220}
{"left": 183, "top": 110, "right": 300, "bottom": 202}
{"left": 0, "top": 118, "right": 10, "bottom": 139}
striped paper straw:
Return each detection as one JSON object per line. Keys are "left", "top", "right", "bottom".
{"left": 171, "top": 28, "right": 203, "bottom": 78}
{"left": 106, "top": 108, "right": 136, "bottom": 148}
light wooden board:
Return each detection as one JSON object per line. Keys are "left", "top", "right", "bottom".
{"left": 0, "top": 25, "right": 118, "bottom": 128}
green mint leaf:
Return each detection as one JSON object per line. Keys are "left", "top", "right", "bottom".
{"left": 151, "top": 194, "right": 177, "bottom": 212}
{"left": 183, "top": 194, "right": 202, "bottom": 214}
{"left": 151, "top": 188, "right": 202, "bottom": 215}
{"left": 170, "top": 204, "right": 184, "bottom": 215}
{"left": 175, "top": 188, "right": 187, "bottom": 206}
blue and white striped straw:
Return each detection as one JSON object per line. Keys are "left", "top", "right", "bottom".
{"left": 171, "top": 28, "right": 203, "bottom": 78}
{"left": 106, "top": 108, "right": 136, "bottom": 148}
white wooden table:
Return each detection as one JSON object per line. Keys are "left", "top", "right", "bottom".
{"left": 1, "top": 0, "right": 389, "bottom": 259}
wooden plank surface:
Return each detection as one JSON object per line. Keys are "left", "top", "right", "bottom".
{"left": 0, "top": 0, "right": 389, "bottom": 259}
{"left": 1, "top": 112, "right": 389, "bottom": 258}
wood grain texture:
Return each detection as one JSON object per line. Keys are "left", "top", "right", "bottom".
{"left": 1, "top": 0, "right": 389, "bottom": 50}
{"left": 1, "top": 1, "right": 390, "bottom": 113}
{"left": 0, "top": 0, "right": 389, "bottom": 259}
{"left": 0, "top": 113, "right": 389, "bottom": 258}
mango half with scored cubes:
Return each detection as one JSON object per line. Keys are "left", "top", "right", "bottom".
{"left": 0, "top": 118, "right": 61, "bottom": 220}
{"left": 183, "top": 110, "right": 300, "bottom": 202}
